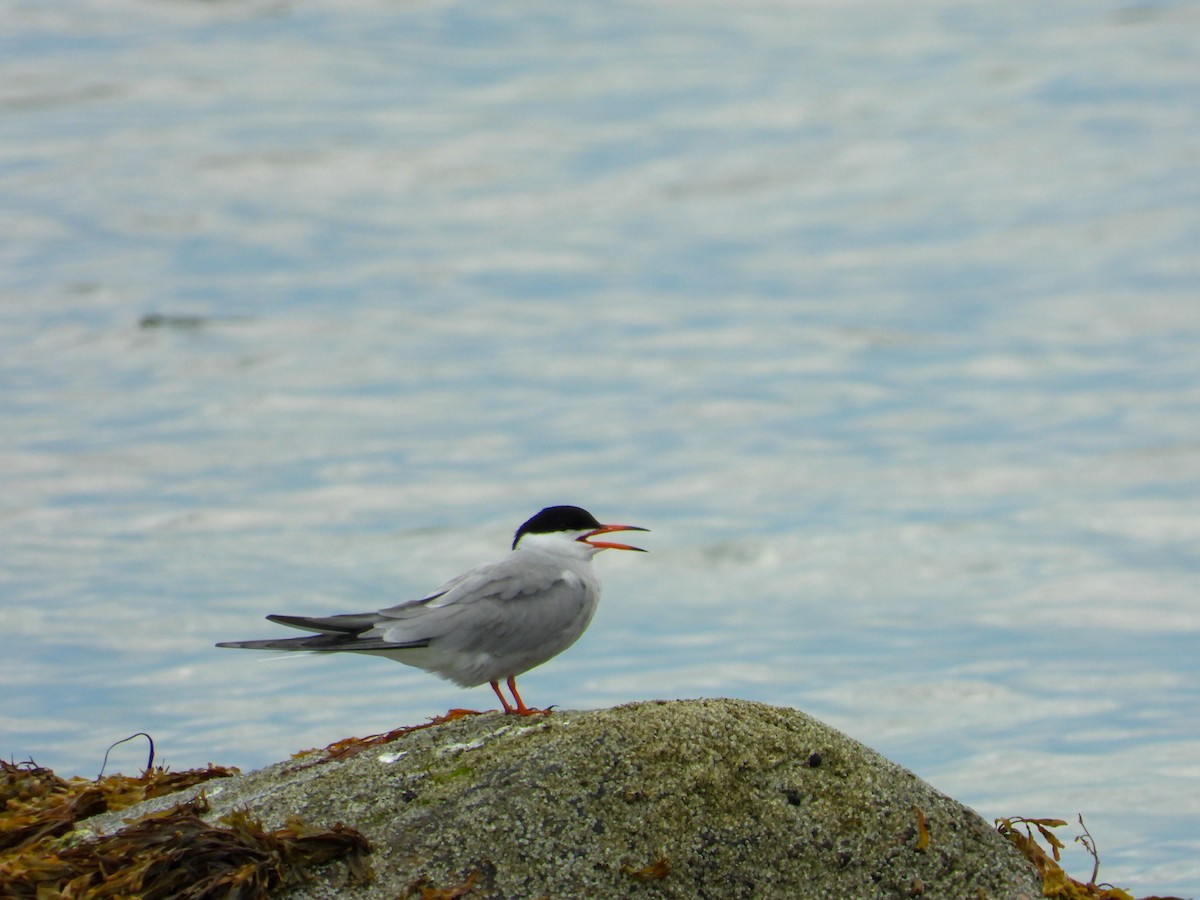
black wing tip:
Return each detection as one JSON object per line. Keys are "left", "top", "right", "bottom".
{"left": 215, "top": 639, "right": 289, "bottom": 649}
{"left": 265, "top": 613, "right": 330, "bottom": 632}
{"left": 266, "top": 612, "right": 379, "bottom": 634}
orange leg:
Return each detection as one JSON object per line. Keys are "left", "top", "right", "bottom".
{"left": 489, "top": 680, "right": 514, "bottom": 714}
{"left": 489, "top": 676, "right": 550, "bottom": 716}
{"left": 507, "top": 676, "right": 533, "bottom": 715}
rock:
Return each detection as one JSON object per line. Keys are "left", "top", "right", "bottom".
{"left": 81, "top": 698, "right": 1040, "bottom": 898}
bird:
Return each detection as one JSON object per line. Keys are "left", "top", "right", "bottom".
{"left": 216, "top": 506, "right": 648, "bottom": 715}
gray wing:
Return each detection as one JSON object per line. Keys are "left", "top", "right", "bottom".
{"left": 216, "top": 552, "right": 575, "bottom": 653}
{"left": 369, "top": 553, "right": 576, "bottom": 648}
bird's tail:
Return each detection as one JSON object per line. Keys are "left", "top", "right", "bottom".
{"left": 217, "top": 611, "right": 432, "bottom": 653}
{"left": 267, "top": 612, "right": 380, "bottom": 634}
{"left": 216, "top": 632, "right": 357, "bottom": 652}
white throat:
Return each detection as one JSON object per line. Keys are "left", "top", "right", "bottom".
{"left": 515, "top": 530, "right": 599, "bottom": 560}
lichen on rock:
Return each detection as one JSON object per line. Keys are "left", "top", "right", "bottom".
{"left": 80, "top": 698, "right": 1040, "bottom": 899}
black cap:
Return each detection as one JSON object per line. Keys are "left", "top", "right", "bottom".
{"left": 513, "top": 506, "right": 603, "bottom": 549}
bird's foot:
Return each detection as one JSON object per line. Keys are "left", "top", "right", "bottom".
{"left": 491, "top": 677, "right": 554, "bottom": 717}
{"left": 506, "top": 705, "right": 553, "bottom": 717}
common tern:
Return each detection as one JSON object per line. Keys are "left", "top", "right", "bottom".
{"left": 217, "top": 506, "right": 648, "bottom": 715}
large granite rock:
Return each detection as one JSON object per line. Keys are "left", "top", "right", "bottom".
{"left": 82, "top": 698, "right": 1040, "bottom": 898}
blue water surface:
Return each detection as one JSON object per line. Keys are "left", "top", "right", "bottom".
{"left": 2, "top": 0, "right": 1199, "bottom": 894}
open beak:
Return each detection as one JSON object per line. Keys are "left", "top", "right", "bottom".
{"left": 578, "top": 523, "right": 649, "bottom": 552}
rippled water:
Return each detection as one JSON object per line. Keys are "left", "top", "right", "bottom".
{"left": 3, "top": 0, "right": 1199, "bottom": 894}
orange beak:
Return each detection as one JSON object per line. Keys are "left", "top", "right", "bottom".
{"left": 578, "top": 523, "right": 649, "bottom": 552}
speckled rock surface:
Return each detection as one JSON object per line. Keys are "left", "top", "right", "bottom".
{"left": 81, "top": 699, "right": 1039, "bottom": 899}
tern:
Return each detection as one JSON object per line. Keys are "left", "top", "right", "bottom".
{"left": 217, "top": 506, "right": 648, "bottom": 715}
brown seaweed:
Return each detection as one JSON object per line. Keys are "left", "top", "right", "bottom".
{"left": 0, "top": 794, "right": 370, "bottom": 898}
{"left": 996, "top": 815, "right": 1187, "bottom": 900}
{"left": 2, "top": 758, "right": 369, "bottom": 898}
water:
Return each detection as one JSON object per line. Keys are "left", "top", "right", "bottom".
{"left": 3, "top": 0, "right": 1199, "bottom": 894}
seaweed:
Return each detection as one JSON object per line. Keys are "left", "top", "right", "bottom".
{"left": 291, "top": 707, "right": 483, "bottom": 768}
{"left": 1, "top": 757, "right": 236, "bottom": 855}
{"left": 912, "top": 805, "right": 930, "bottom": 852}
{"left": 405, "top": 868, "right": 480, "bottom": 898}
{"left": 1, "top": 795, "right": 371, "bottom": 898}
{"left": 995, "top": 815, "right": 1188, "bottom": 900}
{"left": 620, "top": 856, "right": 672, "bottom": 882}
{"left": 1, "top": 756, "right": 369, "bottom": 898}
